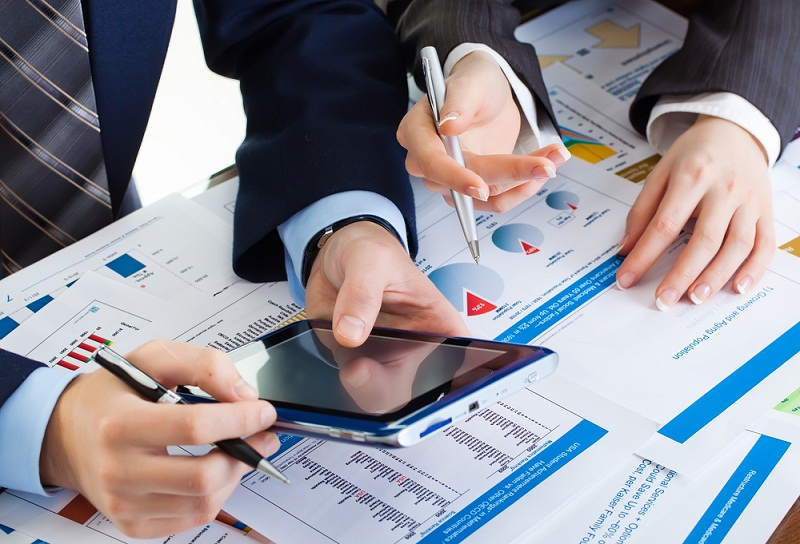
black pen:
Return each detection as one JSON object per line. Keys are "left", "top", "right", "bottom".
{"left": 93, "top": 346, "right": 290, "bottom": 484}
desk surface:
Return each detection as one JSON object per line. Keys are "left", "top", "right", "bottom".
{"left": 769, "top": 499, "right": 800, "bottom": 544}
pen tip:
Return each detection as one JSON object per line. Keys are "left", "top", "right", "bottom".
{"left": 258, "top": 460, "right": 291, "bottom": 484}
{"left": 468, "top": 241, "right": 480, "bottom": 264}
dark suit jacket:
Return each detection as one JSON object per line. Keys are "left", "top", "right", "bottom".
{"left": 195, "top": 0, "right": 417, "bottom": 282}
{"left": 630, "top": 0, "right": 800, "bottom": 147}
{"left": 392, "top": 0, "right": 800, "bottom": 149}
{"left": 2, "top": 0, "right": 417, "bottom": 407}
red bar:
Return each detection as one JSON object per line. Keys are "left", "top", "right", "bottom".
{"left": 68, "top": 351, "right": 91, "bottom": 363}
{"left": 78, "top": 342, "right": 96, "bottom": 352}
{"left": 57, "top": 360, "right": 79, "bottom": 371}
{"left": 88, "top": 333, "right": 111, "bottom": 345}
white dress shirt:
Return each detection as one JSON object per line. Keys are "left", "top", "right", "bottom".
{"left": 446, "top": 44, "right": 780, "bottom": 166}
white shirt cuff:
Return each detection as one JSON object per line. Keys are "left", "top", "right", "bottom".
{"left": 647, "top": 92, "right": 781, "bottom": 167}
{"left": 277, "top": 191, "right": 409, "bottom": 305}
{"left": 0, "top": 367, "right": 78, "bottom": 495}
{"left": 444, "top": 43, "right": 561, "bottom": 153}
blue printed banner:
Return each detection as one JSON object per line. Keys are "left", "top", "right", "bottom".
{"left": 659, "top": 321, "right": 800, "bottom": 443}
{"left": 684, "top": 434, "right": 790, "bottom": 543}
{"left": 494, "top": 255, "right": 621, "bottom": 344}
{"left": 418, "top": 419, "right": 607, "bottom": 543}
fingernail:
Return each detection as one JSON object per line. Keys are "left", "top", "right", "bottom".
{"left": 616, "top": 271, "right": 635, "bottom": 289}
{"left": 530, "top": 166, "right": 555, "bottom": 180}
{"left": 656, "top": 288, "right": 679, "bottom": 311}
{"left": 438, "top": 112, "right": 459, "bottom": 127}
{"left": 735, "top": 275, "right": 753, "bottom": 294}
{"left": 234, "top": 379, "right": 258, "bottom": 400}
{"left": 337, "top": 315, "right": 365, "bottom": 342}
{"left": 467, "top": 186, "right": 489, "bottom": 201}
{"left": 689, "top": 284, "right": 711, "bottom": 305}
{"left": 614, "top": 234, "right": 628, "bottom": 255}
{"left": 547, "top": 146, "right": 571, "bottom": 167}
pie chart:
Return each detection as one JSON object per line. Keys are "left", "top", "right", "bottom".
{"left": 491, "top": 223, "right": 544, "bottom": 255}
{"left": 428, "top": 263, "right": 504, "bottom": 316}
{"left": 546, "top": 190, "right": 580, "bottom": 211}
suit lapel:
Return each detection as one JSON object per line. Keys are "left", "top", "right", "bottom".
{"left": 84, "top": 0, "right": 177, "bottom": 214}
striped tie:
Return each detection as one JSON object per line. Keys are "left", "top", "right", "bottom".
{"left": 0, "top": 0, "right": 112, "bottom": 275}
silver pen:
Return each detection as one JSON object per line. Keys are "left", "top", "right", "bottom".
{"left": 93, "top": 347, "right": 290, "bottom": 484}
{"left": 420, "top": 46, "right": 480, "bottom": 264}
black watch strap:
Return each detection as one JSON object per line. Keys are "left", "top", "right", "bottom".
{"left": 300, "top": 214, "right": 402, "bottom": 286}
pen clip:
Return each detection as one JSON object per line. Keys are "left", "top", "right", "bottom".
{"left": 96, "top": 347, "right": 160, "bottom": 391}
{"left": 421, "top": 56, "right": 442, "bottom": 128}
{"left": 95, "top": 346, "right": 183, "bottom": 404}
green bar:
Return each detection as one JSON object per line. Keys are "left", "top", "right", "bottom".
{"left": 774, "top": 387, "right": 800, "bottom": 416}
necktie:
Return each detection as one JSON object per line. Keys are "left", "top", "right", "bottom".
{"left": 0, "top": 0, "right": 112, "bottom": 275}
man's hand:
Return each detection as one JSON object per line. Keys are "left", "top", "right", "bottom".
{"left": 397, "top": 50, "right": 569, "bottom": 213}
{"left": 616, "top": 115, "right": 775, "bottom": 309}
{"left": 304, "top": 220, "right": 470, "bottom": 347}
{"left": 40, "top": 340, "right": 280, "bottom": 538}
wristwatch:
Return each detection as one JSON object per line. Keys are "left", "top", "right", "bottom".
{"left": 300, "top": 214, "right": 402, "bottom": 286}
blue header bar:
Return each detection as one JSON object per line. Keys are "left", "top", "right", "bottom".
{"left": 659, "top": 321, "right": 800, "bottom": 443}
{"left": 684, "top": 434, "right": 790, "bottom": 543}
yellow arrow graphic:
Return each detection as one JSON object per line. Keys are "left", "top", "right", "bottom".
{"left": 586, "top": 20, "right": 640, "bottom": 48}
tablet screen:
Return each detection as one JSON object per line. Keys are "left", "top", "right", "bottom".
{"left": 231, "top": 324, "right": 511, "bottom": 420}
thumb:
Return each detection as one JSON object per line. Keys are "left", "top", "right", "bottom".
{"left": 330, "top": 264, "right": 385, "bottom": 348}
{"left": 436, "top": 78, "right": 487, "bottom": 138}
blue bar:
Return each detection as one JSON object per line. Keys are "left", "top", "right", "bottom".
{"left": 0, "top": 316, "right": 19, "bottom": 339}
{"left": 419, "top": 419, "right": 607, "bottom": 543}
{"left": 26, "top": 294, "right": 53, "bottom": 313}
{"left": 659, "top": 321, "right": 800, "bottom": 443}
{"left": 105, "top": 253, "right": 146, "bottom": 278}
{"left": 494, "top": 255, "right": 621, "bottom": 344}
{"left": 684, "top": 434, "right": 790, "bottom": 544}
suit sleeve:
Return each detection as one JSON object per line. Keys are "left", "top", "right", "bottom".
{"left": 192, "top": 0, "right": 415, "bottom": 282}
{"left": 387, "top": 0, "right": 558, "bottom": 132}
{"left": 630, "top": 0, "right": 800, "bottom": 149}
{"left": 0, "top": 349, "right": 45, "bottom": 409}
